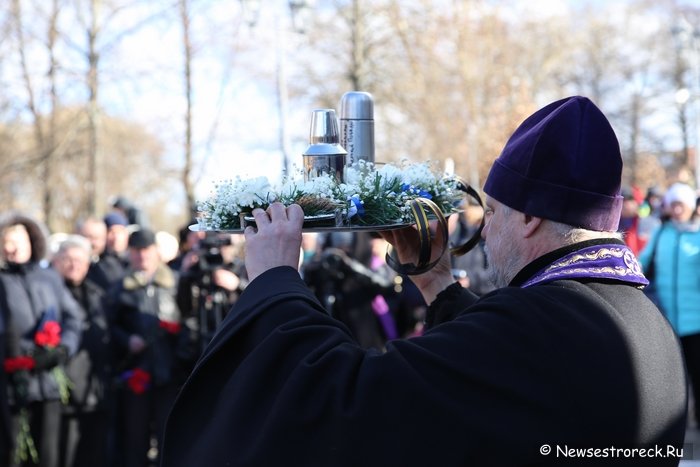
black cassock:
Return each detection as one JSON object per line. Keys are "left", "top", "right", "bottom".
{"left": 162, "top": 262, "right": 686, "bottom": 467}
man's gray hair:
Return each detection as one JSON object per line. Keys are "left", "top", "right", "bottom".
{"left": 56, "top": 234, "right": 92, "bottom": 256}
{"left": 501, "top": 203, "right": 622, "bottom": 244}
{"left": 548, "top": 221, "right": 622, "bottom": 244}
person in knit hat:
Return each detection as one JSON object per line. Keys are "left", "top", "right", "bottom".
{"left": 162, "top": 97, "right": 686, "bottom": 466}
{"left": 639, "top": 181, "right": 700, "bottom": 427}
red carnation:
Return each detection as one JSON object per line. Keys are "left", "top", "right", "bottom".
{"left": 125, "top": 368, "right": 151, "bottom": 395}
{"left": 158, "top": 320, "right": 182, "bottom": 334}
{"left": 35, "top": 320, "right": 61, "bottom": 348}
{"left": 3, "top": 356, "right": 36, "bottom": 373}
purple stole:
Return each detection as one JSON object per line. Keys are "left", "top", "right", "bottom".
{"left": 521, "top": 244, "right": 648, "bottom": 289}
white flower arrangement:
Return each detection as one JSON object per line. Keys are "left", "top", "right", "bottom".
{"left": 197, "top": 159, "right": 465, "bottom": 230}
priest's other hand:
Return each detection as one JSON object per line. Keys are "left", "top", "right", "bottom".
{"left": 244, "top": 203, "right": 304, "bottom": 282}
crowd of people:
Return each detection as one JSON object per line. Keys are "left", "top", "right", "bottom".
{"left": 1, "top": 97, "right": 700, "bottom": 466}
{"left": 0, "top": 198, "right": 220, "bottom": 467}
{"left": 0, "top": 197, "right": 432, "bottom": 466}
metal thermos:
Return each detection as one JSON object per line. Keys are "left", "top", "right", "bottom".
{"left": 302, "top": 109, "right": 347, "bottom": 182}
{"left": 339, "top": 91, "right": 375, "bottom": 165}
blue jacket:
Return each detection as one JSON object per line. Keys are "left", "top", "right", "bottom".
{"left": 639, "top": 220, "right": 700, "bottom": 337}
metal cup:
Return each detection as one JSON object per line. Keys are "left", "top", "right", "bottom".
{"left": 303, "top": 109, "right": 347, "bottom": 182}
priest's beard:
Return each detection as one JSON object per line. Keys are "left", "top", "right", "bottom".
{"left": 484, "top": 243, "right": 520, "bottom": 289}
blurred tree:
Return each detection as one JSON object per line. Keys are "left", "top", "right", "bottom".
{"left": 0, "top": 0, "right": 182, "bottom": 232}
{"left": 0, "top": 0, "right": 699, "bottom": 234}
{"left": 180, "top": 0, "right": 196, "bottom": 217}
{"left": 568, "top": 2, "right": 671, "bottom": 190}
{"left": 10, "top": 0, "right": 61, "bottom": 230}
{"left": 0, "top": 108, "right": 171, "bottom": 233}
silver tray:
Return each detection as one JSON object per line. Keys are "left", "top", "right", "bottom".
{"left": 191, "top": 204, "right": 457, "bottom": 234}
{"left": 189, "top": 214, "right": 413, "bottom": 234}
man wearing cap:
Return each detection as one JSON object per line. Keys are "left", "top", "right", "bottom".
{"left": 110, "top": 196, "right": 150, "bottom": 230}
{"left": 162, "top": 97, "right": 687, "bottom": 466}
{"left": 107, "top": 229, "right": 193, "bottom": 467}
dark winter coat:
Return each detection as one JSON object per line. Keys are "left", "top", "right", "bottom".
{"left": 87, "top": 250, "right": 129, "bottom": 294}
{"left": 63, "top": 278, "right": 112, "bottom": 412}
{"left": 0, "top": 292, "right": 10, "bottom": 464}
{"left": 162, "top": 239, "right": 687, "bottom": 467}
{"left": 108, "top": 265, "right": 193, "bottom": 387}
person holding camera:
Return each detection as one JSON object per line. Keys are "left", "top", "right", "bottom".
{"left": 176, "top": 232, "right": 247, "bottom": 355}
{"left": 301, "top": 232, "right": 398, "bottom": 350}
{"left": 162, "top": 97, "right": 686, "bottom": 466}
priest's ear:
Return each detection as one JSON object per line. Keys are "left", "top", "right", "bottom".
{"left": 521, "top": 214, "right": 543, "bottom": 239}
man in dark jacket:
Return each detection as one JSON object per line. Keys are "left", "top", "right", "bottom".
{"left": 51, "top": 235, "right": 112, "bottom": 467}
{"left": 80, "top": 214, "right": 130, "bottom": 294}
{"left": 0, "top": 213, "right": 82, "bottom": 467}
{"left": 108, "top": 229, "right": 193, "bottom": 467}
{"left": 161, "top": 96, "right": 687, "bottom": 466}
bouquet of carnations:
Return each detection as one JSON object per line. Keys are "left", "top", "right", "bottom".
{"left": 33, "top": 310, "right": 72, "bottom": 404}
{"left": 3, "top": 308, "right": 73, "bottom": 464}
{"left": 121, "top": 368, "right": 152, "bottom": 395}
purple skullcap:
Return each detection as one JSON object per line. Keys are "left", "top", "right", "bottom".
{"left": 483, "top": 96, "right": 623, "bottom": 231}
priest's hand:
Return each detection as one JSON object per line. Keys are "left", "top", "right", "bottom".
{"left": 380, "top": 221, "right": 455, "bottom": 305}
{"left": 244, "top": 203, "right": 304, "bottom": 282}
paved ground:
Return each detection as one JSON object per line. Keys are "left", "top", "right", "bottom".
{"left": 684, "top": 427, "right": 700, "bottom": 462}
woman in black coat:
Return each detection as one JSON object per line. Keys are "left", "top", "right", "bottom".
{"left": 0, "top": 213, "right": 82, "bottom": 467}
{"left": 0, "top": 299, "right": 12, "bottom": 466}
